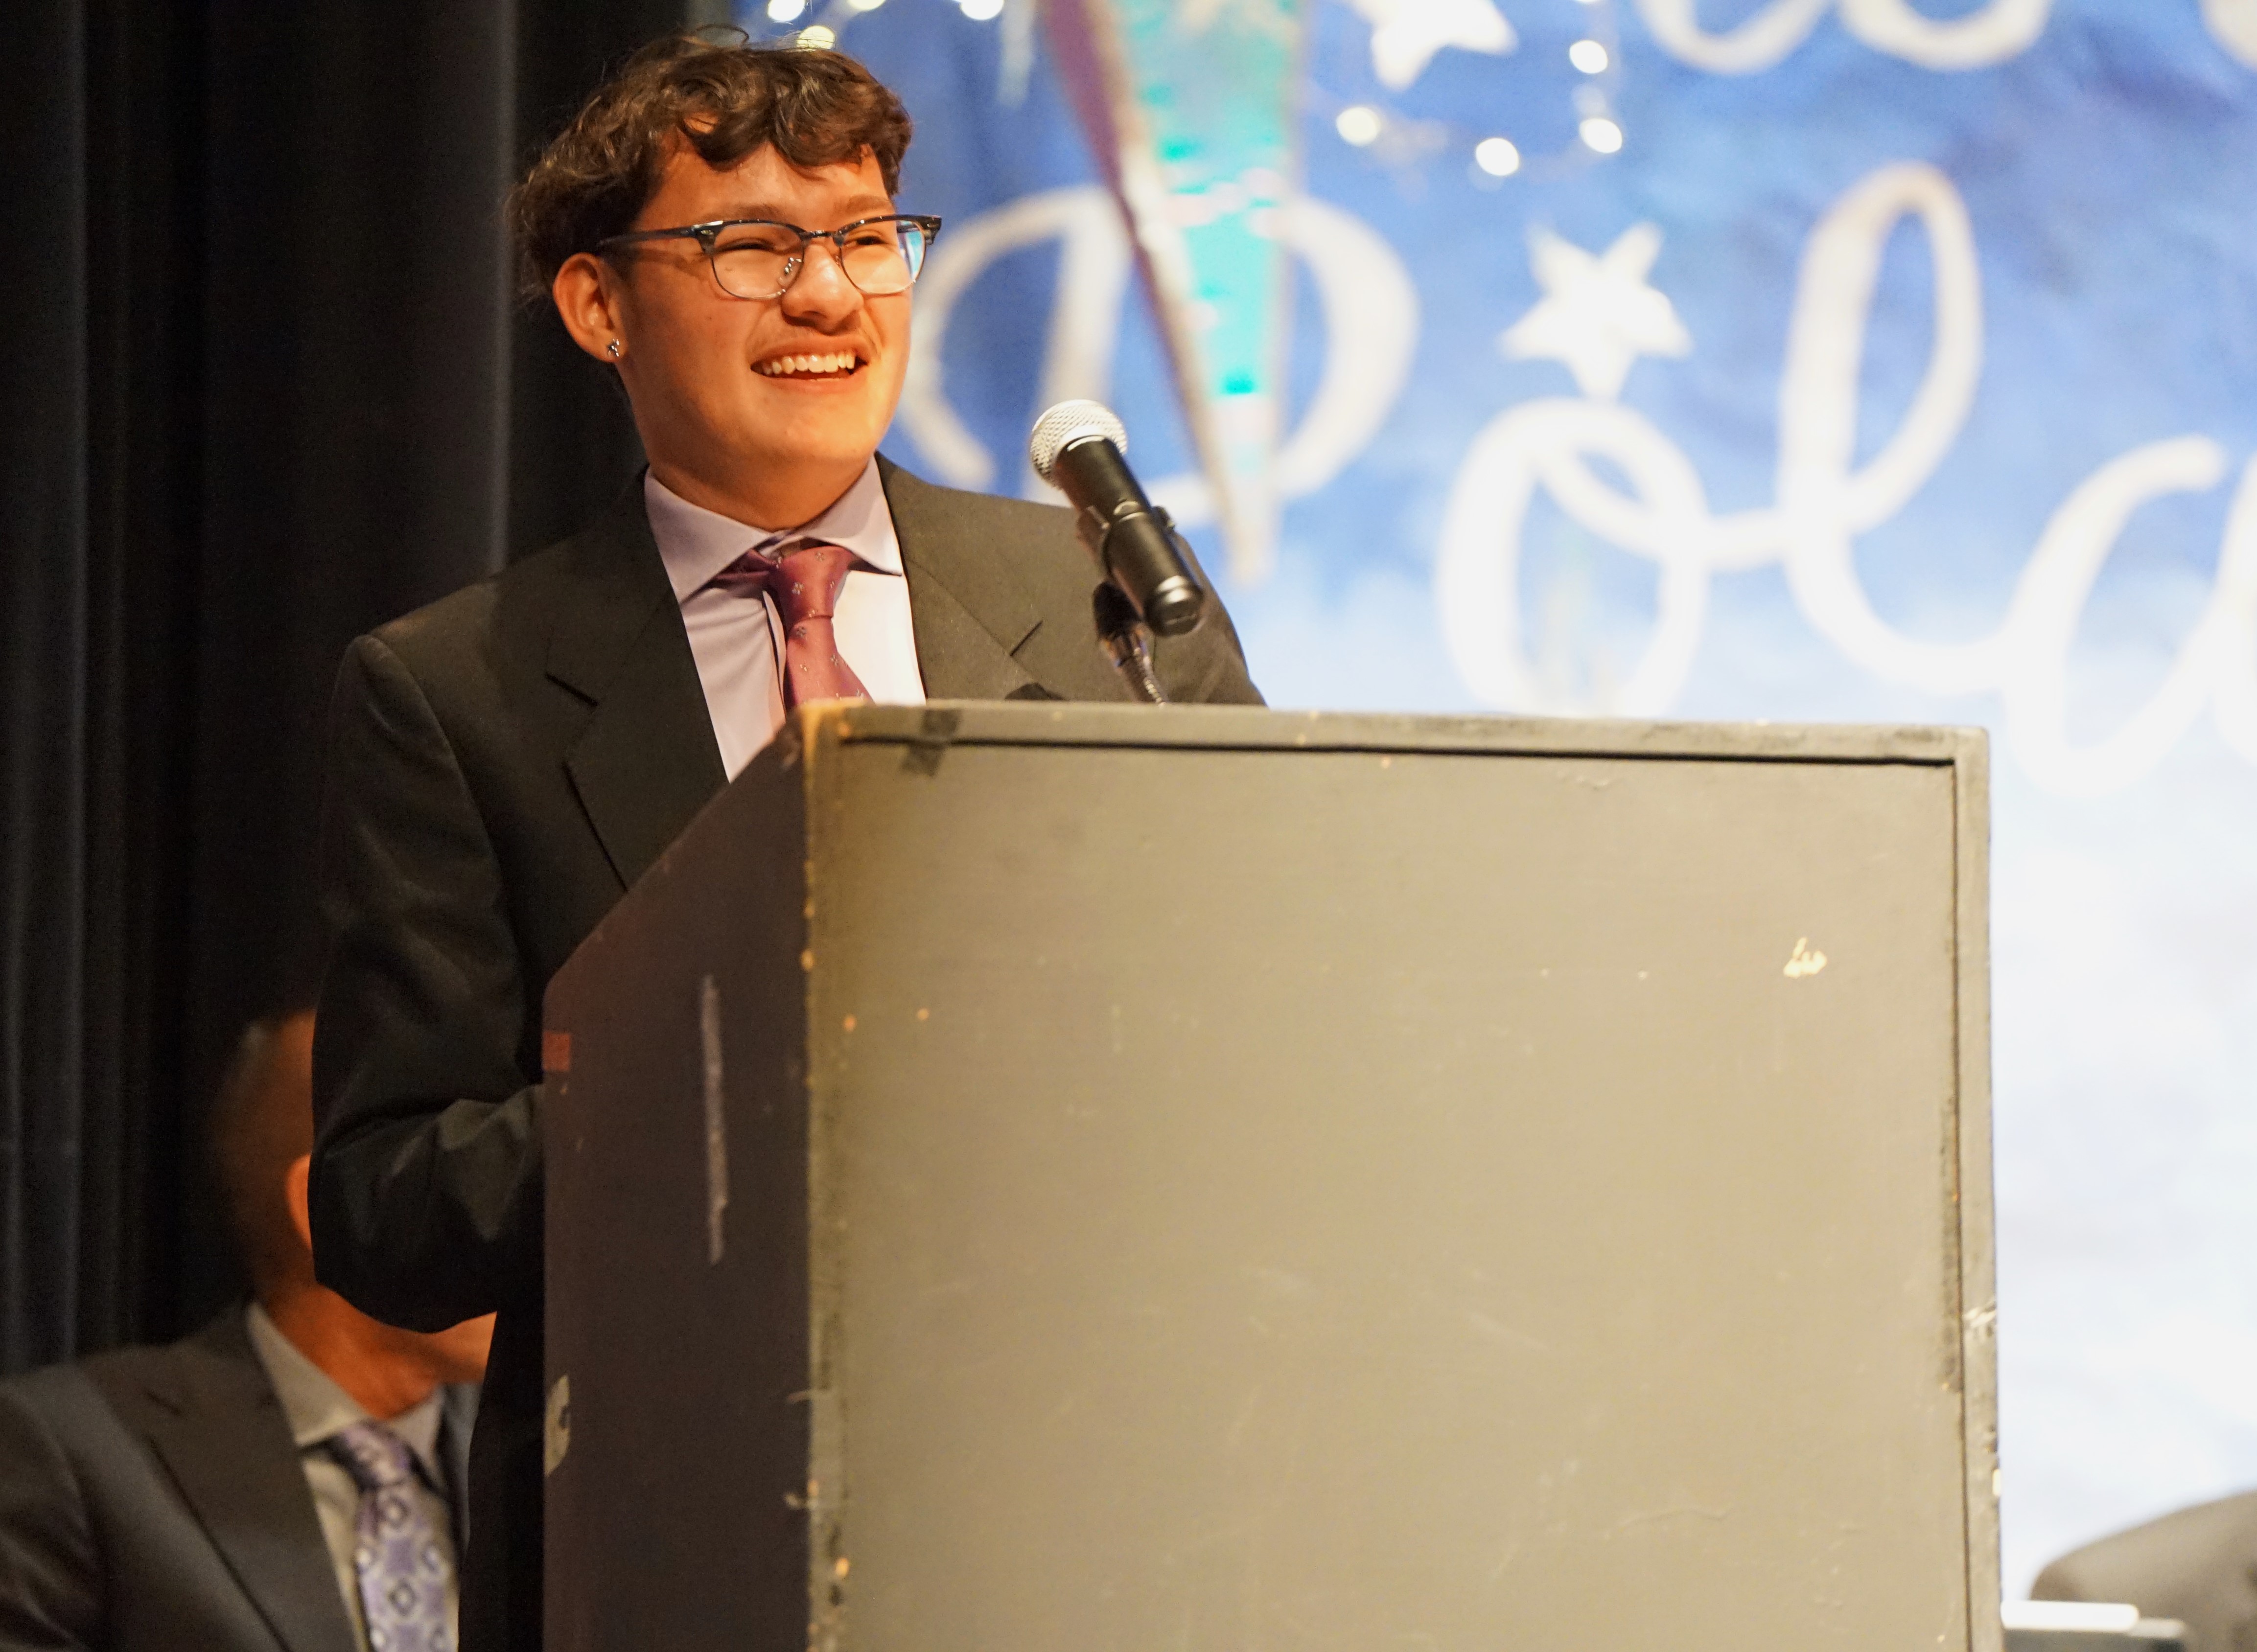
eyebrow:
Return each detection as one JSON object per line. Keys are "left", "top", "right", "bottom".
{"left": 716, "top": 194, "right": 897, "bottom": 223}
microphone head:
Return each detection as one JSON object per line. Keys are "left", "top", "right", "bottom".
{"left": 1028, "top": 400, "right": 1129, "bottom": 483}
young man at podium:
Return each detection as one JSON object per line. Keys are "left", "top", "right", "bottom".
{"left": 306, "top": 32, "right": 1260, "bottom": 1652}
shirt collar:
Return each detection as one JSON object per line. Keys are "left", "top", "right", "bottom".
{"left": 245, "top": 1302, "right": 446, "bottom": 1482}
{"left": 644, "top": 458, "right": 903, "bottom": 604}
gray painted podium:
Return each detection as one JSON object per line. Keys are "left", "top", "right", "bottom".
{"left": 541, "top": 703, "right": 1997, "bottom": 1652}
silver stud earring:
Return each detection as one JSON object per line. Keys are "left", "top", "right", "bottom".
{"left": 606, "top": 340, "right": 622, "bottom": 358}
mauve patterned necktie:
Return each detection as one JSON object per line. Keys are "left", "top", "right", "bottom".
{"left": 709, "top": 536, "right": 871, "bottom": 707}
{"left": 326, "top": 1420, "right": 453, "bottom": 1652}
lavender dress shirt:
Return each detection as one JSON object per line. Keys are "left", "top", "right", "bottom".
{"left": 645, "top": 461, "right": 928, "bottom": 779}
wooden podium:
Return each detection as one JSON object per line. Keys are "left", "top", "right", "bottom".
{"left": 541, "top": 703, "right": 1996, "bottom": 1652}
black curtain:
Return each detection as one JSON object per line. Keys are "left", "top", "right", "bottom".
{"left": 1, "top": 0, "right": 676, "bottom": 1370}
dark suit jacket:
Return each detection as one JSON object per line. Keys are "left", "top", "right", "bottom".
{"left": 2034, "top": 1492, "right": 2257, "bottom": 1652}
{"left": 308, "top": 459, "right": 1262, "bottom": 1650}
{"left": 0, "top": 1309, "right": 474, "bottom": 1652}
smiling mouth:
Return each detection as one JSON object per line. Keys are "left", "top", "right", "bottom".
{"left": 756, "top": 350, "right": 864, "bottom": 380}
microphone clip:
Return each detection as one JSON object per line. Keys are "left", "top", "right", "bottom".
{"left": 1093, "top": 580, "right": 1169, "bottom": 705}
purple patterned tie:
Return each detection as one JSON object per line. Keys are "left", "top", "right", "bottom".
{"left": 709, "top": 537, "right": 871, "bottom": 708}
{"left": 326, "top": 1420, "right": 453, "bottom": 1652}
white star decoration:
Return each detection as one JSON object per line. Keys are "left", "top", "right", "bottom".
{"left": 1500, "top": 224, "right": 1692, "bottom": 401}
{"left": 1342, "top": 0, "right": 1516, "bottom": 90}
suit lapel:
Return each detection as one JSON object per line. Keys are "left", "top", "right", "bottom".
{"left": 882, "top": 458, "right": 1053, "bottom": 700}
{"left": 548, "top": 464, "right": 1070, "bottom": 887}
{"left": 548, "top": 482, "right": 729, "bottom": 892}
{"left": 91, "top": 1315, "right": 358, "bottom": 1652}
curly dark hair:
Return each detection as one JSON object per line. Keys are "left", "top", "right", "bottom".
{"left": 507, "top": 31, "right": 914, "bottom": 305}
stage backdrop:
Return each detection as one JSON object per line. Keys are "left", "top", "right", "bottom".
{"left": 744, "top": 0, "right": 2257, "bottom": 1593}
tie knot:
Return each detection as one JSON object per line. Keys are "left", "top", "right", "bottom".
{"left": 326, "top": 1420, "right": 417, "bottom": 1492}
{"left": 709, "top": 537, "right": 857, "bottom": 624}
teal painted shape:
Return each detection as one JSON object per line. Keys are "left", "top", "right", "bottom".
{"left": 1110, "top": 0, "right": 1304, "bottom": 579}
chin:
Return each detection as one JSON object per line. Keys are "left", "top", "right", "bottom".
{"left": 424, "top": 1314, "right": 497, "bottom": 1382}
{"left": 747, "top": 377, "right": 899, "bottom": 450}
{"left": 763, "top": 417, "right": 889, "bottom": 471}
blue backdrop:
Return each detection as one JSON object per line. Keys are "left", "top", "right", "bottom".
{"left": 755, "top": 0, "right": 2257, "bottom": 1591}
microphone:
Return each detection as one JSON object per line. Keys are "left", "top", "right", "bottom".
{"left": 1027, "top": 400, "right": 1207, "bottom": 637}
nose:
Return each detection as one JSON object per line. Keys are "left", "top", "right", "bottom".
{"left": 779, "top": 237, "right": 861, "bottom": 323}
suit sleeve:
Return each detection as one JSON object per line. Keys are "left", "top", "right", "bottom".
{"left": 0, "top": 1384, "right": 100, "bottom": 1651}
{"left": 1151, "top": 538, "right": 1265, "bottom": 707}
{"left": 310, "top": 633, "right": 542, "bottom": 1331}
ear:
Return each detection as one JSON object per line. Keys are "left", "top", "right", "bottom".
{"left": 284, "top": 1154, "right": 315, "bottom": 1255}
{"left": 553, "top": 252, "right": 628, "bottom": 365}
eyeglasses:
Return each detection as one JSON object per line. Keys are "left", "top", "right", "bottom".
{"left": 595, "top": 213, "right": 943, "bottom": 300}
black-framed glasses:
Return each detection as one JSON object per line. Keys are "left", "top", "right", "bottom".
{"left": 595, "top": 213, "right": 943, "bottom": 300}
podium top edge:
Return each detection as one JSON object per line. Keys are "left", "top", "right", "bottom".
{"left": 794, "top": 702, "right": 1986, "bottom": 768}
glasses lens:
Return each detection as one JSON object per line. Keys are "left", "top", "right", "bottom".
{"left": 840, "top": 219, "right": 928, "bottom": 296}
{"left": 710, "top": 224, "right": 801, "bottom": 298}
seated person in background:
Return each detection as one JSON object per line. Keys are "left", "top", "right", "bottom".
{"left": 2033, "top": 1492, "right": 2257, "bottom": 1652}
{"left": 0, "top": 1010, "right": 494, "bottom": 1652}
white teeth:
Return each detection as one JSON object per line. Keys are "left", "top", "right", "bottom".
{"left": 758, "top": 351, "right": 859, "bottom": 377}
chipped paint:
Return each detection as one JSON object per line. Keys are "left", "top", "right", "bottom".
{"left": 902, "top": 706, "right": 963, "bottom": 776}
{"left": 1611, "top": 1504, "right": 1730, "bottom": 1534}
{"left": 543, "top": 1375, "right": 571, "bottom": 1476}
{"left": 700, "top": 974, "right": 728, "bottom": 1265}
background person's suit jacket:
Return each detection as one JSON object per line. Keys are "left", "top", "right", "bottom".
{"left": 2033, "top": 1492, "right": 2257, "bottom": 1652}
{"left": 308, "top": 459, "right": 1264, "bottom": 1651}
{"left": 0, "top": 1309, "right": 475, "bottom": 1652}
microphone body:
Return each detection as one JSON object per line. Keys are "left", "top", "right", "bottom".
{"left": 1028, "top": 402, "right": 1207, "bottom": 637}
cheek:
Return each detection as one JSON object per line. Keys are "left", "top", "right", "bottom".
{"left": 877, "top": 297, "right": 912, "bottom": 360}
{"left": 866, "top": 305, "right": 914, "bottom": 395}
{"left": 650, "top": 300, "right": 751, "bottom": 392}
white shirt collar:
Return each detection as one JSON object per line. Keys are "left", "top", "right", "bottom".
{"left": 645, "top": 459, "right": 904, "bottom": 605}
{"left": 245, "top": 1302, "right": 446, "bottom": 1481}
